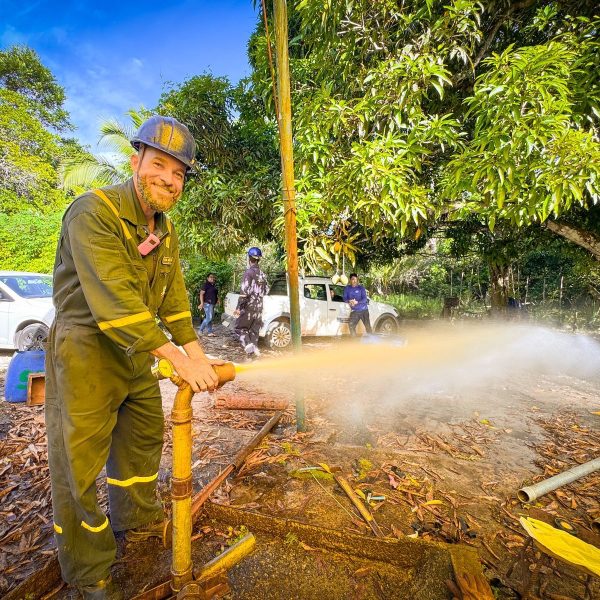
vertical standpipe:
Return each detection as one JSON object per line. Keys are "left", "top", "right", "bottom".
{"left": 273, "top": 0, "right": 305, "bottom": 431}
{"left": 169, "top": 380, "right": 194, "bottom": 591}
{"left": 151, "top": 360, "right": 237, "bottom": 590}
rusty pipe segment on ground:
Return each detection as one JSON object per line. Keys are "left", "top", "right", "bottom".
{"left": 518, "top": 457, "right": 600, "bottom": 503}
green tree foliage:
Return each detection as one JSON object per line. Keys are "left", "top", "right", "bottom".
{"left": 0, "top": 88, "right": 66, "bottom": 213}
{"left": 0, "top": 210, "right": 62, "bottom": 273}
{"left": 251, "top": 0, "right": 484, "bottom": 268}
{"left": 0, "top": 45, "right": 71, "bottom": 131}
{"left": 444, "top": 17, "right": 600, "bottom": 228}
{"left": 247, "top": 1, "right": 599, "bottom": 272}
{"left": 0, "top": 45, "right": 80, "bottom": 272}
{"left": 157, "top": 75, "right": 280, "bottom": 258}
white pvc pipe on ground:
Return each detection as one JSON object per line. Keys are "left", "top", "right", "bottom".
{"left": 518, "top": 457, "right": 600, "bottom": 503}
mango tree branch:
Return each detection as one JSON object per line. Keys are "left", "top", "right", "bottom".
{"left": 545, "top": 220, "right": 600, "bottom": 260}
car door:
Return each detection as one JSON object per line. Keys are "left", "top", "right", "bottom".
{"left": 327, "top": 283, "right": 350, "bottom": 335}
{"left": 300, "top": 283, "right": 330, "bottom": 335}
{"left": 0, "top": 286, "right": 15, "bottom": 347}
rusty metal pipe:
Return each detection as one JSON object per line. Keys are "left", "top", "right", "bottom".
{"left": 192, "top": 409, "right": 283, "bottom": 514}
{"left": 194, "top": 533, "right": 256, "bottom": 581}
{"left": 214, "top": 395, "right": 289, "bottom": 410}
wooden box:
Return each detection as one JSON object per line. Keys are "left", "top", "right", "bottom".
{"left": 26, "top": 372, "right": 46, "bottom": 406}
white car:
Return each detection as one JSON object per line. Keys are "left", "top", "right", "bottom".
{"left": 0, "top": 271, "right": 54, "bottom": 350}
{"left": 224, "top": 275, "right": 399, "bottom": 349}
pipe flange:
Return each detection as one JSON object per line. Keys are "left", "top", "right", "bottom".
{"left": 172, "top": 408, "right": 194, "bottom": 423}
{"left": 172, "top": 476, "right": 193, "bottom": 500}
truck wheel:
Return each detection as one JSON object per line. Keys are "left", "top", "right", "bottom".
{"left": 375, "top": 316, "right": 398, "bottom": 335}
{"left": 266, "top": 320, "right": 292, "bottom": 349}
{"left": 17, "top": 323, "right": 49, "bottom": 351}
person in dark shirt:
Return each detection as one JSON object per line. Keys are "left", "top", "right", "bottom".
{"left": 343, "top": 273, "right": 372, "bottom": 337}
{"left": 234, "top": 247, "right": 268, "bottom": 358}
{"left": 198, "top": 273, "right": 218, "bottom": 336}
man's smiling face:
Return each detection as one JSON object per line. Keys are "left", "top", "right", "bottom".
{"left": 131, "top": 145, "right": 186, "bottom": 213}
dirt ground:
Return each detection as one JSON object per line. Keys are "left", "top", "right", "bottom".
{"left": 1, "top": 322, "right": 599, "bottom": 599}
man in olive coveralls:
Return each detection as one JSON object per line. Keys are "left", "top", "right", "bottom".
{"left": 45, "top": 116, "right": 222, "bottom": 599}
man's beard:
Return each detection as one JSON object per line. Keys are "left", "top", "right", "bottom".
{"left": 138, "top": 175, "right": 180, "bottom": 212}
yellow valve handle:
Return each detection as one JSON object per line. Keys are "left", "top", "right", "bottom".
{"left": 152, "top": 358, "right": 176, "bottom": 380}
{"left": 152, "top": 358, "right": 236, "bottom": 387}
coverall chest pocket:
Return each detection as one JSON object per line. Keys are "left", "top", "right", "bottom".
{"left": 158, "top": 256, "right": 173, "bottom": 281}
{"left": 90, "top": 236, "right": 129, "bottom": 281}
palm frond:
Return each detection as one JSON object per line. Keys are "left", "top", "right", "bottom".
{"left": 98, "top": 119, "right": 136, "bottom": 157}
{"left": 126, "top": 107, "right": 152, "bottom": 129}
{"left": 60, "top": 156, "right": 127, "bottom": 191}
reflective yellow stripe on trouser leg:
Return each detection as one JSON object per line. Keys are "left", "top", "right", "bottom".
{"left": 106, "top": 352, "right": 164, "bottom": 532}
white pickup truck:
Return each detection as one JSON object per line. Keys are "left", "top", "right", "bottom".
{"left": 223, "top": 275, "right": 399, "bottom": 349}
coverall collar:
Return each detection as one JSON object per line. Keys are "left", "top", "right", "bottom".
{"left": 121, "top": 177, "right": 170, "bottom": 236}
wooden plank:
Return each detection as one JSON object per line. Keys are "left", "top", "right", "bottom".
{"left": 26, "top": 372, "right": 45, "bottom": 406}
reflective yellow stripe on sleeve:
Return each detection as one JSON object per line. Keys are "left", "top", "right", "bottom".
{"left": 164, "top": 311, "right": 191, "bottom": 323}
{"left": 94, "top": 189, "right": 132, "bottom": 240}
{"left": 54, "top": 523, "right": 63, "bottom": 534}
{"left": 107, "top": 473, "right": 158, "bottom": 487}
{"left": 81, "top": 516, "right": 109, "bottom": 533}
{"left": 98, "top": 311, "right": 153, "bottom": 331}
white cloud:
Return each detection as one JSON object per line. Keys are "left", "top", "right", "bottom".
{"left": 0, "top": 25, "right": 30, "bottom": 47}
{"left": 60, "top": 50, "right": 160, "bottom": 148}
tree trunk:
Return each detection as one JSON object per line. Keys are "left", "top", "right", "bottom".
{"left": 545, "top": 220, "right": 600, "bottom": 260}
{"left": 488, "top": 260, "right": 510, "bottom": 312}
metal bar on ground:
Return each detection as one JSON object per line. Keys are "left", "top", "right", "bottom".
{"left": 331, "top": 469, "right": 384, "bottom": 538}
{"left": 163, "top": 411, "right": 284, "bottom": 547}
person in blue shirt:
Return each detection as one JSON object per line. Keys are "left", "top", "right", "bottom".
{"left": 343, "top": 273, "right": 372, "bottom": 337}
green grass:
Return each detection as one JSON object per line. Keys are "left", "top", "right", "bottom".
{"left": 373, "top": 293, "right": 443, "bottom": 320}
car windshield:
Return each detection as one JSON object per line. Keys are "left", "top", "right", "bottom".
{"left": 1, "top": 275, "right": 53, "bottom": 298}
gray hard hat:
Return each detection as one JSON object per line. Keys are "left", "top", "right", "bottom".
{"left": 131, "top": 115, "right": 196, "bottom": 170}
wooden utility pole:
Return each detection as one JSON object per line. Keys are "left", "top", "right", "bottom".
{"left": 273, "top": 0, "right": 304, "bottom": 430}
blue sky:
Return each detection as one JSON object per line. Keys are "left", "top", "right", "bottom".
{"left": 0, "top": 0, "right": 259, "bottom": 148}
